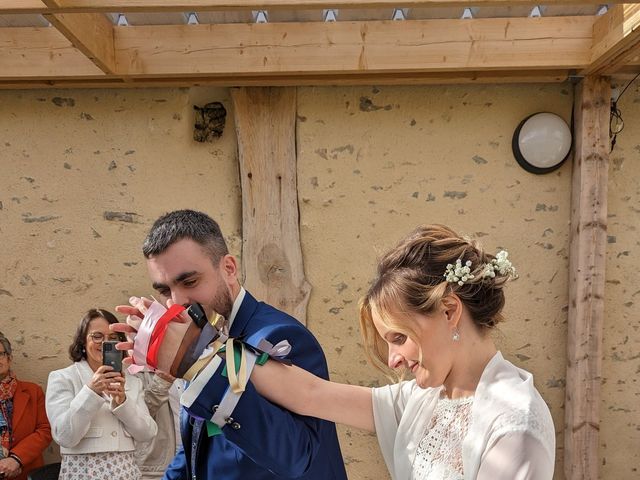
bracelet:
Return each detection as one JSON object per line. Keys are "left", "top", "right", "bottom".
{"left": 8, "top": 453, "right": 23, "bottom": 468}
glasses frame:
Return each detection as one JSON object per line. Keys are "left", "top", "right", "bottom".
{"left": 87, "top": 332, "right": 121, "bottom": 344}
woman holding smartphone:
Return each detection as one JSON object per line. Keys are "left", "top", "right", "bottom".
{"left": 46, "top": 309, "right": 157, "bottom": 480}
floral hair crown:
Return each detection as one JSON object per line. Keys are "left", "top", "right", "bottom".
{"left": 444, "top": 250, "right": 516, "bottom": 286}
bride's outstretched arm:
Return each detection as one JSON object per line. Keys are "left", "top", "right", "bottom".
{"left": 251, "top": 359, "right": 375, "bottom": 433}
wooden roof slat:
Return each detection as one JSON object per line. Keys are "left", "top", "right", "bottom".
{"left": 42, "top": 1, "right": 117, "bottom": 74}
{"left": 3, "top": 1, "right": 48, "bottom": 15}
{"left": 0, "top": 26, "right": 106, "bottom": 77}
{"left": 584, "top": 3, "right": 640, "bottom": 75}
{"left": 2, "top": 0, "right": 639, "bottom": 15}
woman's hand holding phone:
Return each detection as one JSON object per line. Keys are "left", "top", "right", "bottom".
{"left": 106, "top": 375, "right": 126, "bottom": 406}
{"left": 88, "top": 365, "right": 122, "bottom": 396}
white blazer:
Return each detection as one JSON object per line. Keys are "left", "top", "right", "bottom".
{"left": 372, "top": 351, "right": 556, "bottom": 480}
{"left": 46, "top": 361, "right": 158, "bottom": 455}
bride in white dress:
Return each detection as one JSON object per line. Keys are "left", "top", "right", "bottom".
{"left": 249, "top": 224, "right": 555, "bottom": 480}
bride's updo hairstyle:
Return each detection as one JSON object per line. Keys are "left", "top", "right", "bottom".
{"left": 359, "top": 224, "right": 516, "bottom": 374}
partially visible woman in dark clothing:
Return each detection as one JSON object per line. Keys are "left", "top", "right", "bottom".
{"left": 0, "top": 332, "right": 52, "bottom": 480}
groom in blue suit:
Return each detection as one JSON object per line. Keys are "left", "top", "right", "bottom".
{"left": 133, "top": 210, "right": 347, "bottom": 480}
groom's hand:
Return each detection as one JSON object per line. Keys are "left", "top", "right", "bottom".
{"left": 111, "top": 296, "right": 193, "bottom": 367}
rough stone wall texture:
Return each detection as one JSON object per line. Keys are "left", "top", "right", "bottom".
{"left": 0, "top": 83, "right": 636, "bottom": 479}
{"left": 602, "top": 83, "right": 640, "bottom": 479}
{"left": 0, "top": 87, "right": 242, "bottom": 461}
{"left": 297, "top": 84, "right": 572, "bottom": 479}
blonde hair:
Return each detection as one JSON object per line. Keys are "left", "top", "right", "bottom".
{"left": 359, "top": 224, "right": 513, "bottom": 376}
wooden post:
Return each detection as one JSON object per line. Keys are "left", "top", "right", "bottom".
{"left": 564, "top": 75, "right": 611, "bottom": 480}
{"left": 231, "top": 87, "right": 311, "bottom": 324}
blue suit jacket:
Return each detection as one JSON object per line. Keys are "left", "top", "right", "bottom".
{"left": 163, "top": 291, "right": 347, "bottom": 479}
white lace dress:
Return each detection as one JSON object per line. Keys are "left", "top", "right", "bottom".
{"left": 411, "top": 394, "right": 473, "bottom": 480}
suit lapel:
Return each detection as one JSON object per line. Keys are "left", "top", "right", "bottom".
{"left": 11, "top": 381, "right": 29, "bottom": 430}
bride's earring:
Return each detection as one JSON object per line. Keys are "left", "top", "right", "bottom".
{"left": 452, "top": 328, "right": 460, "bottom": 342}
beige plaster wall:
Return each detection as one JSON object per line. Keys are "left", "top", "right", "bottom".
{"left": 0, "top": 87, "right": 243, "bottom": 462}
{"left": 297, "top": 84, "right": 571, "bottom": 479}
{"left": 602, "top": 83, "right": 640, "bottom": 479}
{"left": 0, "top": 82, "right": 636, "bottom": 479}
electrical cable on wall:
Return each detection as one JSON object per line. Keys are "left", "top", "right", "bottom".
{"left": 610, "top": 72, "right": 640, "bottom": 152}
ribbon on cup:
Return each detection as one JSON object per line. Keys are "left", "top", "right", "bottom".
{"left": 128, "top": 301, "right": 184, "bottom": 374}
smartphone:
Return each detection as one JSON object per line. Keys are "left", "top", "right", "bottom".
{"left": 102, "top": 340, "right": 123, "bottom": 372}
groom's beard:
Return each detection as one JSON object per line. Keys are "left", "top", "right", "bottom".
{"left": 209, "top": 286, "right": 234, "bottom": 320}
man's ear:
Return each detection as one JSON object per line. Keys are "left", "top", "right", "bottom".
{"left": 220, "top": 254, "right": 239, "bottom": 282}
{"left": 441, "top": 294, "right": 462, "bottom": 328}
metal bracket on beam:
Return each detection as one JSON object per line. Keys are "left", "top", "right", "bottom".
{"left": 567, "top": 74, "right": 585, "bottom": 84}
{"left": 116, "top": 13, "right": 129, "bottom": 26}
{"left": 392, "top": 8, "right": 408, "bottom": 21}
{"left": 185, "top": 12, "right": 199, "bottom": 25}
{"left": 529, "top": 6, "right": 544, "bottom": 18}
{"left": 461, "top": 8, "right": 475, "bottom": 19}
{"left": 252, "top": 10, "right": 269, "bottom": 23}
{"left": 323, "top": 9, "right": 338, "bottom": 22}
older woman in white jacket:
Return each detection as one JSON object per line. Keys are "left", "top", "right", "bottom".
{"left": 46, "top": 309, "right": 157, "bottom": 480}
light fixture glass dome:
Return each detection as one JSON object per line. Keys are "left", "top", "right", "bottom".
{"left": 512, "top": 112, "right": 572, "bottom": 174}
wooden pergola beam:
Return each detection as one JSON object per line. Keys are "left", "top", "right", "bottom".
{"left": 0, "top": 17, "right": 594, "bottom": 80}
{"left": 584, "top": 4, "right": 640, "bottom": 75}
{"left": 232, "top": 87, "right": 311, "bottom": 323}
{"left": 2, "top": 5, "right": 639, "bottom": 85}
{"left": 613, "top": 56, "right": 640, "bottom": 75}
{"left": 41, "top": 0, "right": 117, "bottom": 74}
{"left": 113, "top": 17, "right": 594, "bottom": 77}
{"left": 0, "top": 69, "right": 570, "bottom": 89}
{"left": 565, "top": 75, "right": 610, "bottom": 480}
{"left": 2, "top": 0, "right": 639, "bottom": 14}
{"left": 3, "top": 0, "right": 48, "bottom": 14}
{"left": 0, "top": 26, "right": 105, "bottom": 77}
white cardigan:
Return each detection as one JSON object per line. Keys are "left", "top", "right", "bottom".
{"left": 134, "top": 372, "right": 183, "bottom": 478}
{"left": 372, "top": 352, "right": 556, "bottom": 480}
{"left": 46, "top": 361, "right": 158, "bottom": 455}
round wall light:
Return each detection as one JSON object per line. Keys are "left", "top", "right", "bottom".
{"left": 512, "top": 112, "right": 572, "bottom": 174}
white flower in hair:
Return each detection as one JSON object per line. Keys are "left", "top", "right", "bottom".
{"left": 494, "top": 250, "right": 515, "bottom": 275}
{"left": 480, "top": 250, "right": 516, "bottom": 279}
{"left": 480, "top": 263, "right": 496, "bottom": 279}
{"left": 444, "top": 250, "right": 516, "bottom": 286}
{"left": 444, "top": 259, "right": 475, "bottom": 286}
